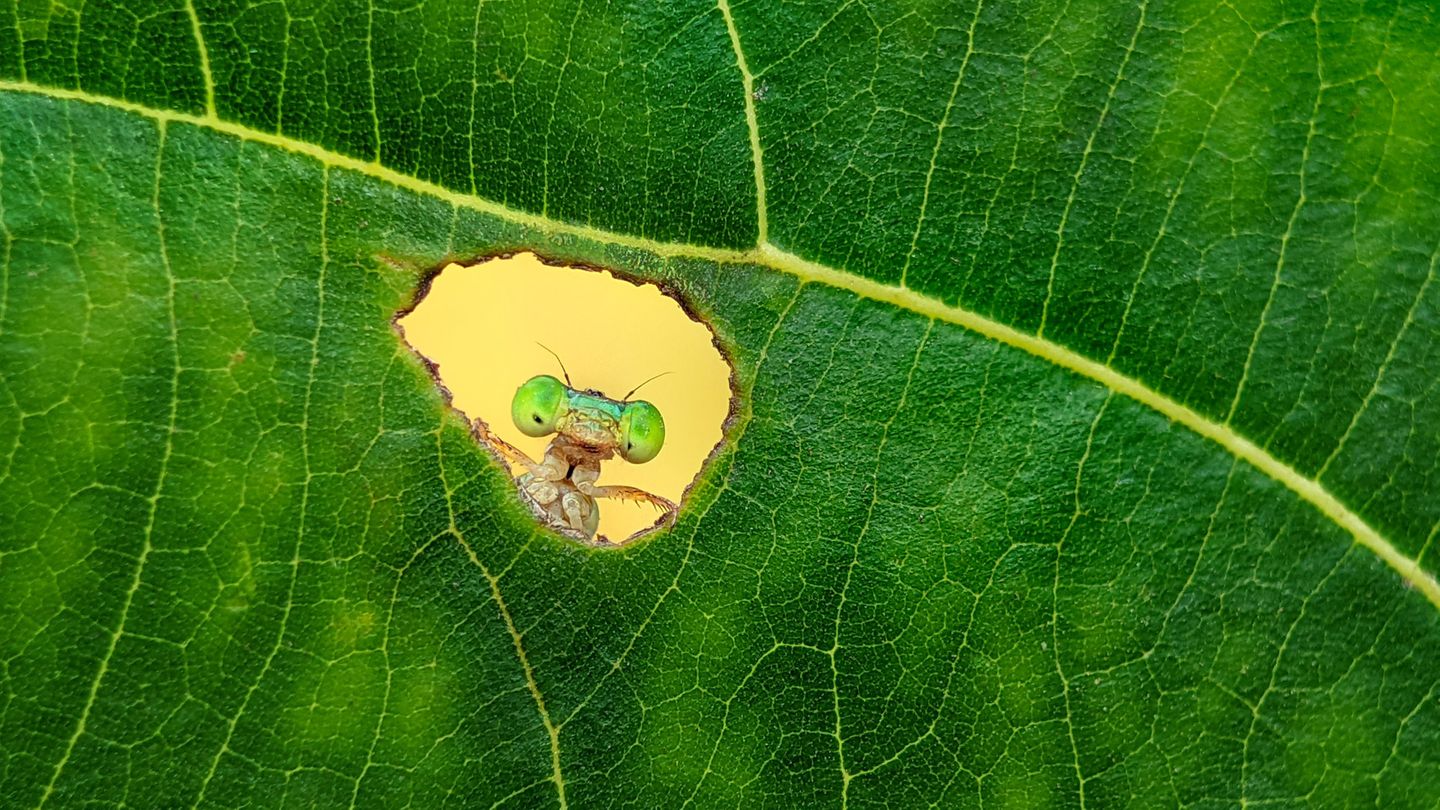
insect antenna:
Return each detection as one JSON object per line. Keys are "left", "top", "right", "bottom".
{"left": 622, "top": 371, "right": 674, "bottom": 402}
{"left": 536, "top": 342, "right": 573, "bottom": 387}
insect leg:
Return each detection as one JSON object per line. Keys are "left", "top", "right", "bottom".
{"left": 473, "top": 420, "right": 542, "bottom": 470}
{"left": 568, "top": 462, "right": 675, "bottom": 513}
{"left": 561, "top": 491, "right": 600, "bottom": 536}
{"left": 521, "top": 475, "right": 560, "bottom": 508}
{"left": 577, "top": 483, "right": 677, "bottom": 513}
{"left": 474, "top": 420, "right": 577, "bottom": 487}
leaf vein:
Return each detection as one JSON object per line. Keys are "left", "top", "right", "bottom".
{"left": 899, "top": 0, "right": 984, "bottom": 288}
{"left": 437, "top": 430, "right": 566, "bottom": 808}
{"left": 1315, "top": 195, "right": 1440, "bottom": 481}
{"left": 37, "top": 118, "right": 178, "bottom": 808}
{"left": 1107, "top": 24, "right": 1264, "bottom": 364}
{"left": 835, "top": 318, "right": 934, "bottom": 806}
{"left": 1052, "top": 393, "right": 1112, "bottom": 810}
{"left": 717, "top": 0, "right": 767, "bottom": 242}
{"left": 1038, "top": 0, "right": 1150, "bottom": 337}
{"left": 183, "top": 0, "right": 215, "bottom": 119}
{"left": 190, "top": 165, "right": 332, "bottom": 809}
{"left": 1226, "top": 2, "right": 1325, "bottom": 424}
{"left": 3, "top": 80, "right": 1433, "bottom": 614}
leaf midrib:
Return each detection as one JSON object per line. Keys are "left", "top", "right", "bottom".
{"left": 0, "top": 78, "right": 1432, "bottom": 613}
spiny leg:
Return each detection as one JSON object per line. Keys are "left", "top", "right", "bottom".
{"left": 474, "top": 420, "right": 570, "bottom": 482}
{"left": 473, "top": 420, "right": 541, "bottom": 472}
{"left": 475, "top": 421, "right": 590, "bottom": 535}
{"left": 567, "top": 462, "right": 676, "bottom": 513}
{"left": 577, "top": 482, "right": 677, "bottom": 513}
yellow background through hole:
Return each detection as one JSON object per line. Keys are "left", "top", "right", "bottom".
{"left": 398, "top": 253, "right": 733, "bottom": 542}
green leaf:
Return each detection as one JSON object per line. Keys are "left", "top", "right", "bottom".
{"left": 3, "top": 0, "right": 1439, "bottom": 807}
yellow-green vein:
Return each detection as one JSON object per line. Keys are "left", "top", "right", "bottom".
{"left": 38, "top": 119, "right": 177, "bottom": 807}
{"left": 762, "top": 243, "right": 1440, "bottom": 610}
{"left": 716, "top": 0, "right": 768, "bottom": 243}
{"left": 183, "top": 0, "right": 216, "bottom": 119}
{"left": 900, "top": 0, "right": 984, "bottom": 288}
{"left": 1038, "top": 0, "right": 1148, "bottom": 339}
{"left": 0, "top": 79, "right": 1434, "bottom": 615}
{"left": 436, "top": 429, "right": 567, "bottom": 808}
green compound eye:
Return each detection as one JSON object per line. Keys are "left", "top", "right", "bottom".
{"left": 511, "top": 375, "right": 567, "bottom": 437}
{"left": 618, "top": 400, "right": 665, "bottom": 464}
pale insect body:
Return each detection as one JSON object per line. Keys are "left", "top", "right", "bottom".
{"left": 475, "top": 370, "right": 674, "bottom": 542}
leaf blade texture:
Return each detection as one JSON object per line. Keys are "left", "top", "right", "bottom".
{"left": 2, "top": 1, "right": 1440, "bottom": 806}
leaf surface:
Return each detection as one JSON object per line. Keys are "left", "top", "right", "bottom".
{"left": 3, "top": 1, "right": 1439, "bottom": 807}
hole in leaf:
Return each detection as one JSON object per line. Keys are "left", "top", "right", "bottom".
{"left": 398, "top": 252, "right": 734, "bottom": 544}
